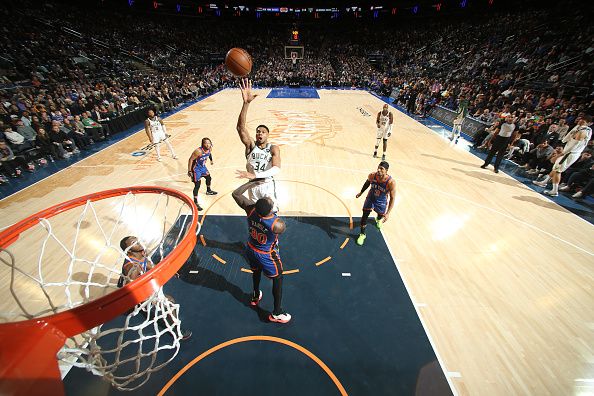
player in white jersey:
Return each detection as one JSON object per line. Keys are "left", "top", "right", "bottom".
{"left": 374, "top": 104, "right": 393, "bottom": 161}
{"left": 534, "top": 115, "right": 592, "bottom": 196}
{"left": 232, "top": 78, "right": 281, "bottom": 212}
{"left": 450, "top": 94, "right": 469, "bottom": 144}
{"left": 144, "top": 109, "right": 177, "bottom": 161}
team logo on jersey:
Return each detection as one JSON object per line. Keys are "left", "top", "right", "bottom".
{"left": 262, "top": 110, "right": 341, "bottom": 146}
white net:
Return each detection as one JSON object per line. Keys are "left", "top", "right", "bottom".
{"left": 0, "top": 189, "right": 196, "bottom": 390}
{"left": 59, "top": 290, "right": 184, "bottom": 390}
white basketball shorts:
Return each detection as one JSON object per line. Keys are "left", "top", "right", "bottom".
{"left": 553, "top": 152, "right": 580, "bottom": 173}
{"left": 248, "top": 178, "right": 279, "bottom": 212}
{"left": 152, "top": 131, "right": 167, "bottom": 143}
{"left": 376, "top": 125, "right": 392, "bottom": 139}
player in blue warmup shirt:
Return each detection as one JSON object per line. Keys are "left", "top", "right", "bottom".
{"left": 355, "top": 161, "right": 397, "bottom": 246}
{"left": 233, "top": 180, "right": 291, "bottom": 323}
{"left": 187, "top": 137, "right": 218, "bottom": 211}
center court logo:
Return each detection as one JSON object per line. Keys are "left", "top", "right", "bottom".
{"left": 265, "top": 110, "right": 341, "bottom": 146}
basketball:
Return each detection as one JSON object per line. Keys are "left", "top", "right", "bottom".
{"left": 225, "top": 47, "right": 252, "bottom": 77}
{"left": 1, "top": 1, "right": 591, "bottom": 395}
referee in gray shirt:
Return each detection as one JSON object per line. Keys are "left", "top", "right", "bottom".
{"left": 481, "top": 116, "right": 516, "bottom": 173}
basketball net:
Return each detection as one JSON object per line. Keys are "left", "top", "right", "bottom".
{"left": 0, "top": 188, "right": 197, "bottom": 391}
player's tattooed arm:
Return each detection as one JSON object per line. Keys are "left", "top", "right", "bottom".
{"left": 356, "top": 179, "right": 371, "bottom": 198}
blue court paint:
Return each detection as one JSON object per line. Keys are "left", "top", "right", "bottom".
{"left": 266, "top": 87, "right": 320, "bottom": 99}
{"left": 63, "top": 215, "right": 452, "bottom": 396}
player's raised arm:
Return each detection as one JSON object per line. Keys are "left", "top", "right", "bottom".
{"left": 237, "top": 78, "right": 257, "bottom": 152}
{"left": 232, "top": 179, "right": 263, "bottom": 213}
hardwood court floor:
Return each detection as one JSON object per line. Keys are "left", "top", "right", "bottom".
{"left": 1, "top": 89, "right": 593, "bottom": 395}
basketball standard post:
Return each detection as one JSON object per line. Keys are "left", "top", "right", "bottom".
{"left": 0, "top": 186, "right": 198, "bottom": 396}
{"left": 284, "top": 45, "right": 304, "bottom": 61}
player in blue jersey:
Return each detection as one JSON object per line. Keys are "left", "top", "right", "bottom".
{"left": 233, "top": 180, "right": 291, "bottom": 323}
{"left": 187, "top": 137, "right": 217, "bottom": 211}
{"left": 118, "top": 236, "right": 154, "bottom": 288}
{"left": 355, "top": 161, "right": 396, "bottom": 246}
{"left": 118, "top": 236, "right": 191, "bottom": 340}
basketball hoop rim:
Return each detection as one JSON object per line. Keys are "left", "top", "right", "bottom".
{"left": 0, "top": 186, "right": 198, "bottom": 338}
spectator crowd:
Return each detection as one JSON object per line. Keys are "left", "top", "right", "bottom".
{"left": 0, "top": 0, "right": 592, "bottom": 200}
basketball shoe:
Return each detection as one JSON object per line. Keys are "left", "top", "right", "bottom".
{"left": 375, "top": 218, "right": 383, "bottom": 230}
{"left": 194, "top": 198, "right": 203, "bottom": 211}
{"left": 356, "top": 233, "right": 366, "bottom": 246}
{"left": 269, "top": 312, "right": 291, "bottom": 323}
{"left": 250, "top": 290, "right": 262, "bottom": 306}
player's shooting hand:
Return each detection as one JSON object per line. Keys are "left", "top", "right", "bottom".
{"left": 239, "top": 78, "right": 258, "bottom": 104}
{"left": 236, "top": 169, "right": 256, "bottom": 179}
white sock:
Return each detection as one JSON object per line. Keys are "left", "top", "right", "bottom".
{"left": 551, "top": 183, "right": 559, "bottom": 194}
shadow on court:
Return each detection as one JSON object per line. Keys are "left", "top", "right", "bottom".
{"left": 63, "top": 215, "right": 452, "bottom": 396}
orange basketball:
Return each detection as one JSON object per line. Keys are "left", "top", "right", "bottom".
{"left": 225, "top": 48, "right": 252, "bottom": 77}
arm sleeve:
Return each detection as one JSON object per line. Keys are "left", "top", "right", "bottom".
{"left": 254, "top": 166, "right": 280, "bottom": 179}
